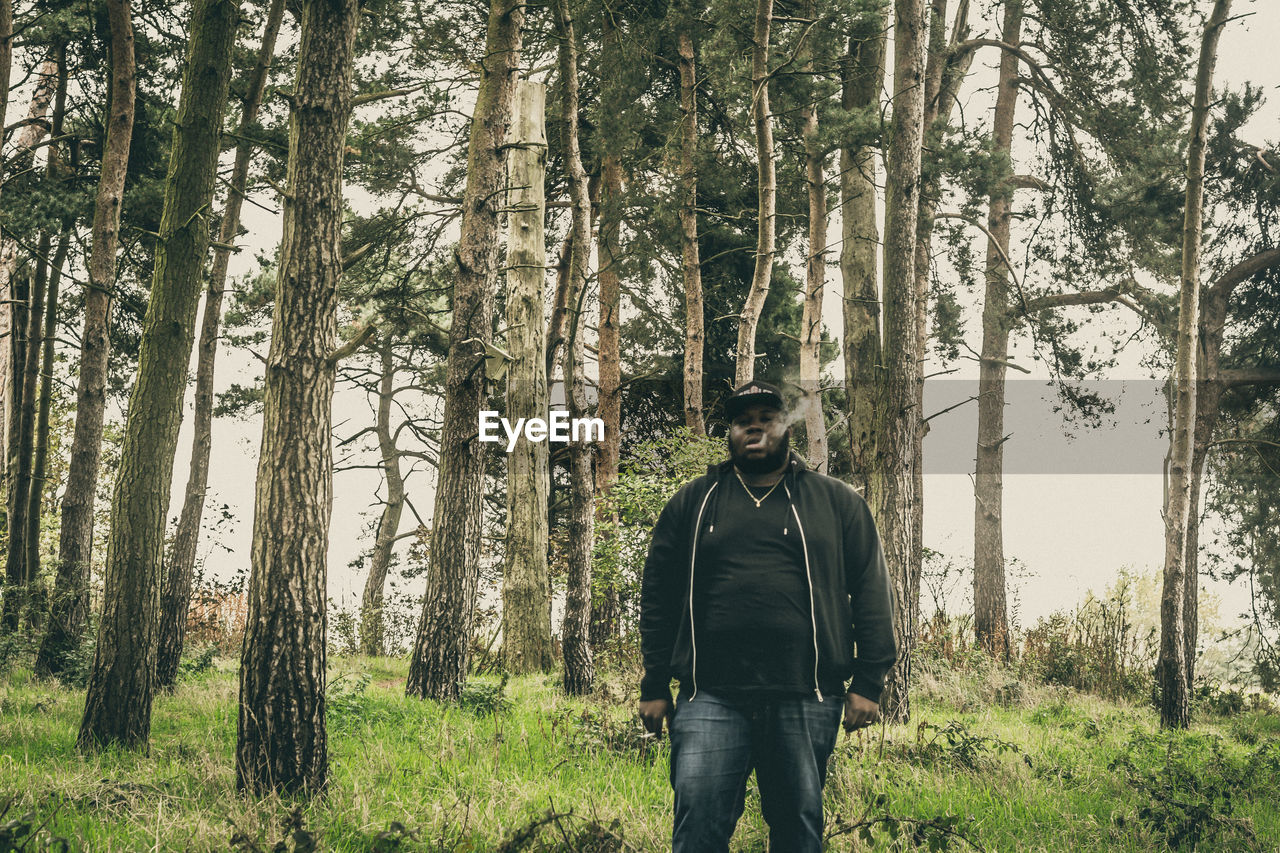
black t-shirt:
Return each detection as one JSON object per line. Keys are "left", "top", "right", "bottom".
{"left": 693, "top": 474, "right": 837, "bottom": 697}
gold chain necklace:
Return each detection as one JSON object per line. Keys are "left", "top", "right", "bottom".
{"left": 734, "top": 468, "right": 782, "bottom": 508}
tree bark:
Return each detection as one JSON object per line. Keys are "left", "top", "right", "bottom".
{"left": 156, "top": 0, "right": 285, "bottom": 690}
{"left": 736, "top": 0, "right": 776, "bottom": 386}
{"left": 3, "top": 242, "right": 48, "bottom": 630}
{"left": 840, "top": 12, "right": 885, "bottom": 498}
{"left": 79, "top": 0, "right": 238, "bottom": 752}
{"left": 910, "top": 0, "right": 971, "bottom": 658}
{"left": 26, "top": 229, "right": 69, "bottom": 630}
{"left": 359, "top": 340, "right": 407, "bottom": 656}
{"left": 236, "top": 0, "right": 359, "bottom": 793}
{"left": 676, "top": 23, "right": 705, "bottom": 433}
{"left": 972, "top": 0, "right": 1021, "bottom": 661}
{"left": 798, "top": 0, "right": 827, "bottom": 473}
{"left": 23, "top": 44, "right": 69, "bottom": 631}
{"left": 406, "top": 0, "right": 523, "bottom": 702}
{"left": 1, "top": 56, "right": 58, "bottom": 630}
{"left": 554, "top": 0, "right": 595, "bottom": 696}
{"left": 42, "top": 0, "right": 135, "bottom": 674}
{"left": 590, "top": 9, "right": 624, "bottom": 650}
{"left": 597, "top": 10, "right": 624, "bottom": 470}
{"left": 875, "top": 0, "right": 927, "bottom": 724}
{"left": 1158, "top": 0, "right": 1231, "bottom": 731}
{"left": 0, "top": 0, "right": 12, "bottom": 458}
{"left": 500, "top": 79, "right": 552, "bottom": 674}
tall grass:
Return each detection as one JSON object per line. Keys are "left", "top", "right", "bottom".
{"left": 1, "top": 652, "right": 1277, "bottom": 851}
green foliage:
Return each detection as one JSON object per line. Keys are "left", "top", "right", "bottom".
{"left": 47, "top": 618, "right": 97, "bottom": 690}
{"left": 550, "top": 706, "right": 662, "bottom": 764}
{"left": 592, "top": 430, "right": 722, "bottom": 637}
{"left": 327, "top": 673, "right": 379, "bottom": 729}
{"left": 828, "top": 802, "right": 983, "bottom": 853}
{"left": 176, "top": 644, "right": 219, "bottom": 683}
{"left": 230, "top": 806, "right": 317, "bottom": 853}
{"left": 459, "top": 673, "right": 513, "bottom": 716}
{"left": 1021, "top": 571, "right": 1159, "bottom": 702}
{"left": 897, "top": 720, "right": 1030, "bottom": 774}
{"left": 4, "top": 660, "right": 1280, "bottom": 850}
{"left": 1108, "top": 730, "right": 1273, "bottom": 850}
{"left": 0, "top": 794, "right": 74, "bottom": 853}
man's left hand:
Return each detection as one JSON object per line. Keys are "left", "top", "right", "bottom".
{"left": 843, "top": 693, "right": 879, "bottom": 732}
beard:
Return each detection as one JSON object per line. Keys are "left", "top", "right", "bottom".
{"left": 730, "top": 429, "right": 791, "bottom": 475}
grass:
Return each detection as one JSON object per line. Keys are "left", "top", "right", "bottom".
{"left": 1, "top": 653, "right": 1278, "bottom": 851}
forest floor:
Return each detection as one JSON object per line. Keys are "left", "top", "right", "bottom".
{"left": 1, "top": 653, "right": 1278, "bottom": 851}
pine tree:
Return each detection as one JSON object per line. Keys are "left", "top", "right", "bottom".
{"left": 236, "top": 0, "right": 362, "bottom": 792}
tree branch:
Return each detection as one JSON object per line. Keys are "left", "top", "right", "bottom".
{"left": 327, "top": 323, "right": 378, "bottom": 366}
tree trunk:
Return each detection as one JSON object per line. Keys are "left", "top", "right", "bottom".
{"left": 911, "top": 0, "right": 971, "bottom": 654}
{"left": 972, "top": 0, "right": 1021, "bottom": 661}
{"left": 42, "top": 0, "right": 135, "bottom": 675}
{"left": 79, "top": 0, "right": 238, "bottom": 752}
{"left": 156, "top": 0, "right": 285, "bottom": 691}
{"left": 875, "top": 0, "right": 926, "bottom": 724}
{"left": 1158, "top": 0, "right": 1230, "bottom": 731}
{"left": 597, "top": 11, "right": 624, "bottom": 472}
{"left": 406, "top": 0, "right": 523, "bottom": 702}
{"left": 2, "top": 261, "right": 29, "bottom": 630}
{"left": 1181, "top": 283, "right": 1230, "bottom": 689}
{"left": 0, "top": 0, "right": 12, "bottom": 458}
{"left": 499, "top": 79, "right": 552, "bottom": 674}
{"left": 590, "top": 10, "right": 624, "bottom": 650}
{"left": 3, "top": 247, "right": 44, "bottom": 628}
{"left": 798, "top": 0, "right": 827, "bottom": 473}
{"left": 236, "top": 0, "right": 359, "bottom": 793}
{"left": 360, "top": 340, "right": 407, "bottom": 656}
{"left": 677, "top": 25, "right": 705, "bottom": 433}
{"left": 736, "top": 0, "right": 776, "bottom": 386}
{"left": 840, "top": 12, "right": 885, "bottom": 498}
{"left": 1182, "top": 373, "right": 1218, "bottom": 688}
{"left": 23, "top": 43, "right": 69, "bottom": 632}
{"left": 554, "top": 0, "right": 595, "bottom": 696}
{"left": 1, "top": 57, "right": 58, "bottom": 631}
{"left": 26, "top": 229, "right": 69, "bottom": 632}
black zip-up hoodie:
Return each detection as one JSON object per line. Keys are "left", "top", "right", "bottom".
{"left": 639, "top": 452, "right": 898, "bottom": 704}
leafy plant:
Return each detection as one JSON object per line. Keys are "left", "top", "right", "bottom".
{"left": 177, "top": 643, "right": 219, "bottom": 682}
{"left": 827, "top": 795, "right": 985, "bottom": 852}
{"left": 229, "top": 806, "right": 316, "bottom": 853}
{"left": 327, "top": 673, "right": 379, "bottom": 729}
{"left": 459, "top": 673, "right": 512, "bottom": 716}
{"left": 0, "top": 796, "right": 72, "bottom": 853}
{"left": 550, "top": 706, "right": 661, "bottom": 763}
{"left": 1109, "top": 730, "right": 1262, "bottom": 850}
{"left": 495, "top": 809, "right": 637, "bottom": 852}
{"left": 895, "top": 720, "right": 1030, "bottom": 773}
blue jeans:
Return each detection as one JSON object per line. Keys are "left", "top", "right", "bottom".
{"left": 669, "top": 689, "right": 843, "bottom": 853}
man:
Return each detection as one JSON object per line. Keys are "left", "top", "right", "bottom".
{"left": 638, "top": 379, "right": 897, "bottom": 853}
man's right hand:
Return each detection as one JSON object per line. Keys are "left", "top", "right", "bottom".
{"left": 638, "top": 698, "right": 674, "bottom": 739}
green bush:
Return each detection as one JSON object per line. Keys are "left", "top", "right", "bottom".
{"left": 459, "top": 673, "right": 513, "bottom": 716}
{"left": 591, "top": 430, "right": 722, "bottom": 639}
{"left": 1109, "top": 730, "right": 1266, "bottom": 850}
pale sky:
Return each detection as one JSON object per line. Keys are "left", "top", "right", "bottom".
{"left": 161, "top": 1, "right": 1280, "bottom": 638}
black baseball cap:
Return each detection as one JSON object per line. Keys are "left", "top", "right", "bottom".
{"left": 724, "top": 379, "right": 785, "bottom": 421}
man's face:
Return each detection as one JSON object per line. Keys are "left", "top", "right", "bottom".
{"left": 728, "top": 403, "right": 790, "bottom": 475}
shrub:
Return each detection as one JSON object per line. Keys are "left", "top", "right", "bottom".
{"left": 1109, "top": 730, "right": 1265, "bottom": 850}
{"left": 551, "top": 705, "right": 662, "bottom": 763}
{"left": 460, "top": 673, "right": 513, "bottom": 716}
{"left": 888, "top": 720, "right": 1029, "bottom": 774}
{"left": 177, "top": 643, "right": 219, "bottom": 682}
{"left": 591, "top": 430, "right": 722, "bottom": 639}
{"left": 495, "top": 810, "right": 637, "bottom": 852}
